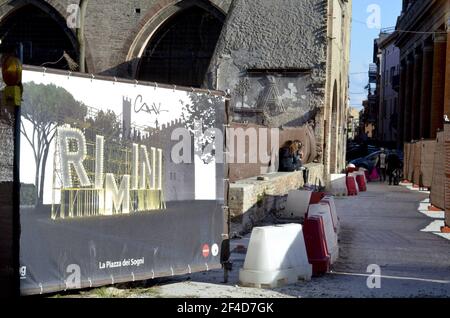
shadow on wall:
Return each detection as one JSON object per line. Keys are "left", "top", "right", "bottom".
{"left": 97, "top": 59, "right": 138, "bottom": 79}
{"left": 283, "top": 107, "right": 320, "bottom": 128}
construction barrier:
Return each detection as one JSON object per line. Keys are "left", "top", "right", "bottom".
{"left": 17, "top": 67, "right": 227, "bottom": 295}
{"left": 431, "top": 132, "right": 445, "bottom": 210}
{"left": 350, "top": 173, "right": 362, "bottom": 192}
{"left": 404, "top": 140, "right": 435, "bottom": 188}
{"left": 413, "top": 142, "right": 422, "bottom": 186}
{"left": 407, "top": 142, "right": 415, "bottom": 182}
{"left": 346, "top": 175, "right": 358, "bottom": 196}
{"left": 308, "top": 204, "right": 339, "bottom": 264}
{"left": 349, "top": 172, "right": 364, "bottom": 192}
{"left": 303, "top": 216, "right": 330, "bottom": 276}
{"left": 403, "top": 143, "right": 411, "bottom": 181}
{"left": 330, "top": 174, "right": 347, "bottom": 196}
{"left": 239, "top": 224, "right": 312, "bottom": 288}
{"left": 309, "top": 192, "right": 326, "bottom": 205}
{"left": 420, "top": 140, "right": 436, "bottom": 188}
{"left": 321, "top": 196, "right": 340, "bottom": 234}
{"left": 356, "top": 175, "right": 367, "bottom": 192}
{"left": 364, "top": 170, "right": 370, "bottom": 183}
{"left": 282, "top": 190, "right": 312, "bottom": 219}
{"left": 356, "top": 169, "right": 368, "bottom": 184}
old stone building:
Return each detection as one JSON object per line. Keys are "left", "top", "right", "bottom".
{"left": 210, "top": 0, "right": 352, "bottom": 177}
{"left": 0, "top": 0, "right": 352, "bottom": 294}
{"left": 376, "top": 31, "right": 400, "bottom": 148}
{"left": 396, "top": 0, "right": 450, "bottom": 143}
{"left": 0, "top": 0, "right": 351, "bottom": 181}
{"left": 395, "top": 0, "right": 450, "bottom": 232}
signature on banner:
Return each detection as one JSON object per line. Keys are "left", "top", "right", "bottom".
{"left": 134, "top": 95, "right": 169, "bottom": 116}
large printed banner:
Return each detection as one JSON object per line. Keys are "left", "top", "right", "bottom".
{"left": 19, "top": 68, "right": 226, "bottom": 295}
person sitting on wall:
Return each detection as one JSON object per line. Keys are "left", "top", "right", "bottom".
{"left": 293, "top": 140, "right": 310, "bottom": 185}
{"left": 279, "top": 140, "right": 302, "bottom": 172}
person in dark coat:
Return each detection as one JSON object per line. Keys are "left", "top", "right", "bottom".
{"left": 387, "top": 152, "right": 402, "bottom": 185}
{"left": 293, "top": 140, "right": 309, "bottom": 184}
{"left": 279, "top": 140, "right": 302, "bottom": 172}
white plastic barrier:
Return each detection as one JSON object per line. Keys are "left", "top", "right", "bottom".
{"left": 239, "top": 224, "right": 312, "bottom": 288}
{"left": 321, "top": 196, "right": 340, "bottom": 234}
{"left": 308, "top": 204, "right": 339, "bottom": 264}
{"left": 280, "top": 190, "right": 312, "bottom": 219}
{"left": 330, "top": 174, "right": 347, "bottom": 196}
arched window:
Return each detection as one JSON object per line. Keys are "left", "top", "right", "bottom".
{"left": 0, "top": 4, "right": 78, "bottom": 70}
{"left": 136, "top": 5, "right": 224, "bottom": 87}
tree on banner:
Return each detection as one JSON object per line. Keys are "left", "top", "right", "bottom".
{"left": 21, "top": 82, "right": 87, "bottom": 207}
{"left": 180, "top": 93, "right": 224, "bottom": 164}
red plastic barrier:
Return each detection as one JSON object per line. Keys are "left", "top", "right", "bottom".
{"left": 309, "top": 192, "right": 326, "bottom": 205}
{"left": 303, "top": 215, "right": 330, "bottom": 276}
{"left": 346, "top": 176, "right": 358, "bottom": 196}
{"left": 356, "top": 175, "right": 367, "bottom": 192}
{"left": 364, "top": 170, "right": 370, "bottom": 182}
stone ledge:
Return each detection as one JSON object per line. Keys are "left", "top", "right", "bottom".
{"left": 229, "top": 163, "right": 324, "bottom": 233}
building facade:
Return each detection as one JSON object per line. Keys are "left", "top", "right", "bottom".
{"left": 347, "top": 107, "right": 360, "bottom": 141}
{"left": 396, "top": 0, "right": 450, "bottom": 143}
{"left": 377, "top": 33, "right": 400, "bottom": 148}
{"left": 0, "top": 0, "right": 352, "bottom": 182}
{"left": 208, "top": 0, "right": 352, "bottom": 177}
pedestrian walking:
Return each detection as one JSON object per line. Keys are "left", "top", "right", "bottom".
{"left": 387, "top": 152, "right": 402, "bottom": 186}
{"left": 375, "top": 148, "right": 387, "bottom": 183}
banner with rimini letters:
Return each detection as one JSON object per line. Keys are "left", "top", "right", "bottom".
{"left": 19, "top": 66, "right": 227, "bottom": 295}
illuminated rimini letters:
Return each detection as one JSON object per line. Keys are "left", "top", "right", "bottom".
{"left": 56, "top": 126, "right": 163, "bottom": 219}
{"left": 104, "top": 173, "right": 130, "bottom": 215}
{"left": 58, "top": 127, "right": 91, "bottom": 188}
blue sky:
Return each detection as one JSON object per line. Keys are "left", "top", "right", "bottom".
{"left": 349, "top": 0, "right": 402, "bottom": 110}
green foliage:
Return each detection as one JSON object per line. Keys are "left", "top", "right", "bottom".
{"left": 21, "top": 82, "right": 88, "bottom": 206}
{"left": 85, "top": 109, "right": 121, "bottom": 142}
{"left": 22, "top": 82, "right": 87, "bottom": 128}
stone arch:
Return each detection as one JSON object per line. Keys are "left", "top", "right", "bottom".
{"left": 0, "top": 0, "right": 69, "bottom": 25}
{"left": 124, "top": 0, "right": 226, "bottom": 83}
{"left": 0, "top": 0, "right": 77, "bottom": 69}
{"left": 0, "top": 0, "right": 95, "bottom": 72}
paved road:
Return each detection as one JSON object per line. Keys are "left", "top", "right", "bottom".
{"left": 306, "top": 182, "right": 450, "bottom": 298}
{"left": 334, "top": 183, "right": 450, "bottom": 281}
{"left": 190, "top": 183, "right": 450, "bottom": 298}
{"left": 72, "top": 183, "right": 450, "bottom": 298}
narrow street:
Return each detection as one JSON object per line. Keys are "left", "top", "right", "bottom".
{"left": 73, "top": 182, "right": 450, "bottom": 298}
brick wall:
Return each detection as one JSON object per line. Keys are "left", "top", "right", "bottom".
{"left": 0, "top": 0, "right": 232, "bottom": 76}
